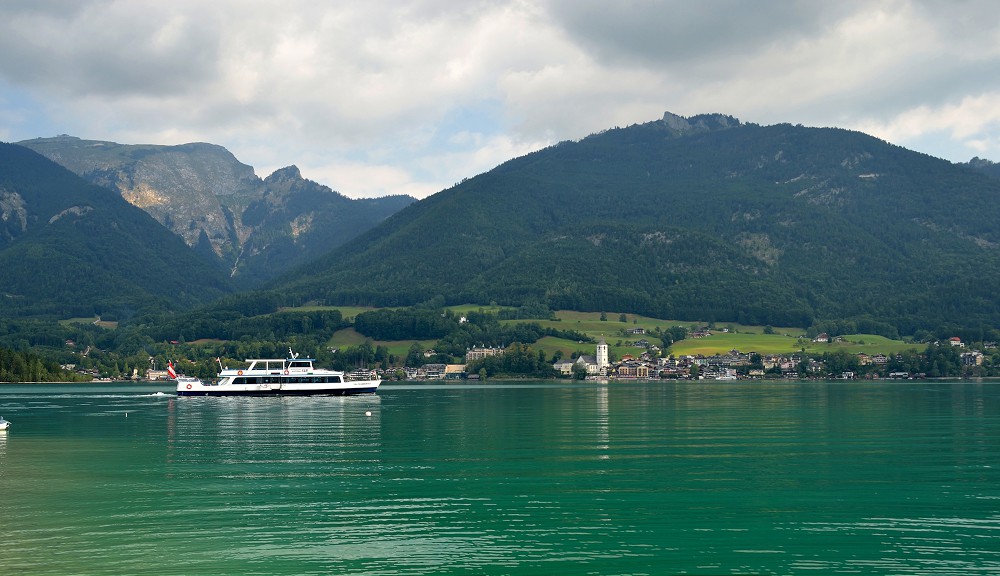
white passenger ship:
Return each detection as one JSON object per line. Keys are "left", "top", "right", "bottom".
{"left": 175, "top": 351, "right": 380, "bottom": 397}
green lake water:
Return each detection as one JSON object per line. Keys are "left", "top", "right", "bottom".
{"left": 1, "top": 381, "right": 998, "bottom": 575}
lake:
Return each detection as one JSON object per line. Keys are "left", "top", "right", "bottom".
{"left": 1, "top": 380, "right": 998, "bottom": 575}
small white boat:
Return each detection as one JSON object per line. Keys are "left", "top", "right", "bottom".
{"left": 176, "top": 349, "right": 380, "bottom": 397}
{"left": 0, "top": 416, "right": 10, "bottom": 430}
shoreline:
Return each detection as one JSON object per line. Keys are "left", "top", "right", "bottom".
{"left": 4, "top": 376, "right": 999, "bottom": 386}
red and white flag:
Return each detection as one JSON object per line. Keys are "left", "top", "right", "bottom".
{"left": 167, "top": 361, "right": 177, "bottom": 379}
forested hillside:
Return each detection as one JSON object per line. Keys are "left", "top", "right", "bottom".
{"left": 0, "top": 143, "right": 232, "bottom": 318}
{"left": 0, "top": 345, "right": 88, "bottom": 382}
{"left": 270, "top": 113, "right": 1000, "bottom": 336}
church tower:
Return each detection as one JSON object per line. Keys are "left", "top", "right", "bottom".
{"left": 596, "top": 335, "right": 609, "bottom": 372}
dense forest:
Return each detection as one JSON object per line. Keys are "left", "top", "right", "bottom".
{"left": 0, "top": 345, "right": 88, "bottom": 382}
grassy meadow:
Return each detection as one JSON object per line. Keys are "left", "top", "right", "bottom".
{"left": 59, "top": 316, "right": 118, "bottom": 329}
{"left": 522, "top": 311, "right": 796, "bottom": 359}
{"left": 321, "top": 307, "right": 923, "bottom": 362}
{"left": 278, "top": 305, "right": 379, "bottom": 320}
{"left": 326, "top": 327, "right": 436, "bottom": 360}
{"left": 512, "top": 311, "right": 919, "bottom": 360}
{"left": 669, "top": 332, "right": 920, "bottom": 357}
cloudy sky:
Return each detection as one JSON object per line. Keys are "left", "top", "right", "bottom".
{"left": 2, "top": 1, "right": 999, "bottom": 199}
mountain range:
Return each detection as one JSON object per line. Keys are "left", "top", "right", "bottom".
{"left": 6, "top": 112, "right": 1000, "bottom": 336}
{"left": 0, "top": 143, "right": 230, "bottom": 319}
{"left": 270, "top": 112, "right": 1000, "bottom": 335}
{"left": 17, "top": 136, "right": 414, "bottom": 285}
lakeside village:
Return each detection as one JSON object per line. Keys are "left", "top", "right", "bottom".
{"left": 461, "top": 333, "right": 986, "bottom": 381}
{"left": 127, "top": 331, "right": 988, "bottom": 383}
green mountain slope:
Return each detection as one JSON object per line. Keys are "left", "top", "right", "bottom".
{"left": 236, "top": 166, "right": 414, "bottom": 284}
{"left": 271, "top": 113, "right": 1000, "bottom": 334}
{"left": 0, "top": 143, "right": 232, "bottom": 318}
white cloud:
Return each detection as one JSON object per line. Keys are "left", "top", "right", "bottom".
{"left": 856, "top": 92, "right": 1000, "bottom": 160}
{"left": 295, "top": 160, "right": 432, "bottom": 200}
{"left": 2, "top": 0, "right": 1000, "bottom": 198}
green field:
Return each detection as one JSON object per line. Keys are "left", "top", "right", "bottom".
{"left": 669, "top": 332, "right": 920, "bottom": 357}
{"left": 327, "top": 327, "right": 436, "bottom": 359}
{"left": 59, "top": 316, "right": 118, "bottom": 329}
{"left": 278, "top": 305, "right": 380, "bottom": 320}
{"left": 537, "top": 311, "right": 804, "bottom": 336}
{"left": 525, "top": 311, "right": 817, "bottom": 360}
{"left": 186, "top": 306, "right": 923, "bottom": 362}
{"left": 320, "top": 308, "right": 920, "bottom": 361}
{"left": 445, "top": 304, "right": 516, "bottom": 315}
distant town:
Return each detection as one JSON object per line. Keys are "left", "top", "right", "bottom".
{"left": 132, "top": 331, "right": 988, "bottom": 383}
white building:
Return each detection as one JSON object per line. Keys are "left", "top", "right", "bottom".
{"left": 466, "top": 346, "right": 505, "bottom": 362}
{"left": 554, "top": 336, "right": 609, "bottom": 376}
{"left": 596, "top": 336, "right": 609, "bottom": 374}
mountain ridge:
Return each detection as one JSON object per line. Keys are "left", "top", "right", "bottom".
{"left": 0, "top": 143, "right": 232, "bottom": 318}
{"left": 266, "top": 112, "right": 1000, "bottom": 335}
{"left": 16, "top": 135, "right": 415, "bottom": 285}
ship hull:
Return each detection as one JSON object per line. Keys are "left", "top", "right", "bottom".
{"left": 176, "top": 386, "right": 379, "bottom": 397}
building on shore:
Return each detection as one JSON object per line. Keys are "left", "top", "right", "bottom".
{"left": 465, "top": 346, "right": 505, "bottom": 362}
{"left": 553, "top": 336, "right": 609, "bottom": 376}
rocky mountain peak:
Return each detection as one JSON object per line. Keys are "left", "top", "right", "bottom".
{"left": 661, "top": 111, "right": 740, "bottom": 133}
{"left": 265, "top": 165, "right": 303, "bottom": 184}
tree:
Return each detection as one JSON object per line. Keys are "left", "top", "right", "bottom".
{"left": 405, "top": 343, "right": 424, "bottom": 367}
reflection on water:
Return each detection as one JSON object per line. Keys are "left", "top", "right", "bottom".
{"left": 0, "top": 381, "right": 998, "bottom": 574}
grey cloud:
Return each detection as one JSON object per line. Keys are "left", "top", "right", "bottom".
{"left": 1, "top": 0, "right": 998, "bottom": 197}
{"left": 0, "top": 2, "right": 222, "bottom": 97}
{"left": 540, "top": 0, "right": 864, "bottom": 71}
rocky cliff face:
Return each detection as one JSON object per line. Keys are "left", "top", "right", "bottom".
{"left": 19, "top": 136, "right": 261, "bottom": 259}
{"left": 18, "top": 136, "right": 413, "bottom": 285}
{"left": 660, "top": 111, "right": 740, "bottom": 134}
